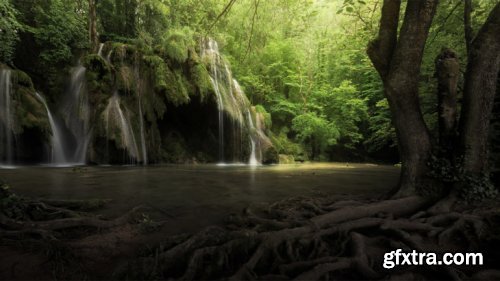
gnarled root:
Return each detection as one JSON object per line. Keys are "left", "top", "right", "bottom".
{"left": 1, "top": 194, "right": 148, "bottom": 241}
{"left": 118, "top": 194, "right": 499, "bottom": 280}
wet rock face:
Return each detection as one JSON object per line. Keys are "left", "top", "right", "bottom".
{"left": 0, "top": 67, "right": 51, "bottom": 164}
{"left": 1, "top": 38, "right": 277, "bottom": 165}
{"left": 79, "top": 39, "right": 276, "bottom": 165}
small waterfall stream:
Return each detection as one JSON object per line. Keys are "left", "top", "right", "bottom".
{"left": 34, "top": 93, "right": 68, "bottom": 164}
{"left": 203, "top": 39, "right": 226, "bottom": 162}
{"left": 104, "top": 92, "right": 141, "bottom": 163}
{"left": 97, "top": 43, "right": 104, "bottom": 57}
{"left": 247, "top": 111, "right": 259, "bottom": 166}
{"left": 0, "top": 69, "right": 14, "bottom": 165}
{"left": 201, "top": 38, "right": 263, "bottom": 165}
{"left": 134, "top": 64, "right": 148, "bottom": 165}
{"left": 62, "top": 66, "right": 91, "bottom": 164}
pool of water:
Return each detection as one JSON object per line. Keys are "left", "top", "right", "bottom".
{"left": 0, "top": 163, "right": 399, "bottom": 233}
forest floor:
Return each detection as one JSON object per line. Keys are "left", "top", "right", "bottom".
{"left": 1, "top": 165, "right": 500, "bottom": 280}
{"left": 0, "top": 190, "right": 371, "bottom": 280}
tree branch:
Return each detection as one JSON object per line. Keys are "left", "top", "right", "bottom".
{"left": 367, "top": 0, "right": 401, "bottom": 79}
{"left": 206, "top": 0, "right": 238, "bottom": 34}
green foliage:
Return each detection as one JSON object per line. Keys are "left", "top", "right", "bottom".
{"left": 190, "top": 63, "right": 213, "bottom": 101}
{"left": 460, "top": 174, "right": 498, "bottom": 203}
{"left": 364, "top": 99, "right": 396, "bottom": 152}
{"left": 0, "top": 0, "right": 22, "bottom": 63}
{"left": 317, "top": 81, "right": 368, "bottom": 146}
{"left": 30, "top": 0, "right": 86, "bottom": 67}
{"left": 255, "top": 105, "right": 272, "bottom": 129}
{"left": 9, "top": 70, "right": 50, "bottom": 136}
{"left": 161, "top": 27, "right": 195, "bottom": 63}
{"left": 427, "top": 155, "right": 498, "bottom": 202}
{"left": 143, "top": 55, "right": 169, "bottom": 92}
{"left": 271, "top": 129, "right": 303, "bottom": 156}
{"left": 6, "top": 0, "right": 498, "bottom": 166}
{"left": 98, "top": 0, "right": 139, "bottom": 39}
{"left": 292, "top": 112, "right": 340, "bottom": 158}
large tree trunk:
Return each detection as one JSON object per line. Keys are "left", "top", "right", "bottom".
{"left": 459, "top": 3, "right": 500, "bottom": 175}
{"left": 368, "top": 0, "right": 438, "bottom": 197}
{"left": 435, "top": 48, "right": 460, "bottom": 151}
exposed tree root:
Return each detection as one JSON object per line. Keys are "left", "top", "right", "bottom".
{"left": 117, "top": 195, "right": 500, "bottom": 280}
{"left": 1, "top": 188, "right": 146, "bottom": 241}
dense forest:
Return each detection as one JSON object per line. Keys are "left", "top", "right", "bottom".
{"left": 2, "top": 0, "right": 497, "bottom": 166}
{"left": 1, "top": 0, "right": 500, "bottom": 280}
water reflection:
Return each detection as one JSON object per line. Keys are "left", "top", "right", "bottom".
{"left": 0, "top": 163, "right": 399, "bottom": 233}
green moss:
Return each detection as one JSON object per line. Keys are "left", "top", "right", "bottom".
{"left": 169, "top": 69, "right": 190, "bottom": 106}
{"left": 7, "top": 71, "right": 51, "bottom": 138}
{"left": 263, "top": 146, "right": 279, "bottom": 164}
{"left": 12, "top": 70, "right": 34, "bottom": 89}
{"left": 117, "top": 66, "right": 135, "bottom": 91}
{"left": 255, "top": 105, "right": 272, "bottom": 129}
{"left": 190, "top": 63, "right": 213, "bottom": 101}
{"left": 143, "top": 55, "right": 168, "bottom": 93}
{"left": 161, "top": 28, "right": 195, "bottom": 63}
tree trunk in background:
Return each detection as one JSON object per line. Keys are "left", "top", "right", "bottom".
{"left": 89, "top": 0, "right": 98, "bottom": 52}
{"left": 368, "top": 0, "right": 438, "bottom": 197}
{"left": 459, "top": 3, "right": 500, "bottom": 175}
{"left": 435, "top": 48, "right": 460, "bottom": 151}
{"left": 464, "top": 0, "right": 473, "bottom": 55}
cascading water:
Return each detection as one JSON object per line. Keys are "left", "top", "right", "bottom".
{"left": 134, "top": 65, "right": 148, "bottom": 165}
{"left": 0, "top": 69, "right": 14, "bottom": 165}
{"left": 138, "top": 97, "right": 148, "bottom": 165}
{"left": 202, "top": 39, "right": 226, "bottom": 162}
{"left": 34, "top": 93, "right": 67, "bottom": 164}
{"left": 246, "top": 110, "right": 259, "bottom": 166}
{"left": 103, "top": 92, "right": 141, "bottom": 163}
{"left": 62, "top": 66, "right": 91, "bottom": 164}
{"left": 97, "top": 43, "right": 104, "bottom": 57}
{"left": 201, "top": 38, "right": 264, "bottom": 165}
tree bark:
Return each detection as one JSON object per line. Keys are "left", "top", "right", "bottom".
{"left": 435, "top": 48, "right": 460, "bottom": 150}
{"left": 368, "top": 0, "right": 438, "bottom": 197}
{"left": 459, "top": 3, "right": 500, "bottom": 175}
{"left": 464, "top": 0, "right": 473, "bottom": 55}
{"left": 89, "top": 0, "right": 99, "bottom": 52}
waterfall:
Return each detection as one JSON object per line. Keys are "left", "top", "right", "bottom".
{"left": 247, "top": 111, "right": 259, "bottom": 166}
{"left": 34, "top": 93, "right": 67, "bottom": 164}
{"left": 0, "top": 69, "right": 14, "bottom": 165}
{"left": 201, "top": 38, "right": 264, "bottom": 165}
{"left": 134, "top": 64, "right": 148, "bottom": 165}
{"left": 97, "top": 43, "right": 104, "bottom": 57}
{"left": 138, "top": 96, "right": 148, "bottom": 165}
{"left": 202, "top": 39, "right": 226, "bottom": 162}
{"left": 62, "top": 66, "right": 91, "bottom": 164}
{"left": 103, "top": 92, "right": 140, "bottom": 163}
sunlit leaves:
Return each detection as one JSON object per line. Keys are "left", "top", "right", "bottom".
{"left": 0, "top": 0, "right": 23, "bottom": 63}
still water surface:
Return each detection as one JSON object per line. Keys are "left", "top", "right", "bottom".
{"left": 0, "top": 163, "right": 399, "bottom": 233}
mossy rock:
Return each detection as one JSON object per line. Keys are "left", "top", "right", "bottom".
{"left": 7, "top": 71, "right": 51, "bottom": 137}
{"left": 279, "top": 154, "right": 295, "bottom": 164}
{"left": 160, "top": 28, "right": 195, "bottom": 63}
{"left": 263, "top": 146, "right": 279, "bottom": 164}
{"left": 190, "top": 63, "right": 213, "bottom": 102}
{"left": 12, "top": 70, "right": 34, "bottom": 89}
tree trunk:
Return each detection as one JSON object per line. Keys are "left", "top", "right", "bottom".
{"left": 89, "top": 0, "right": 99, "bottom": 52}
{"left": 464, "top": 0, "right": 473, "bottom": 55}
{"left": 435, "top": 48, "right": 460, "bottom": 151}
{"left": 368, "top": 0, "right": 438, "bottom": 197}
{"left": 459, "top": 3, "right": 500, "bottom": 175}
